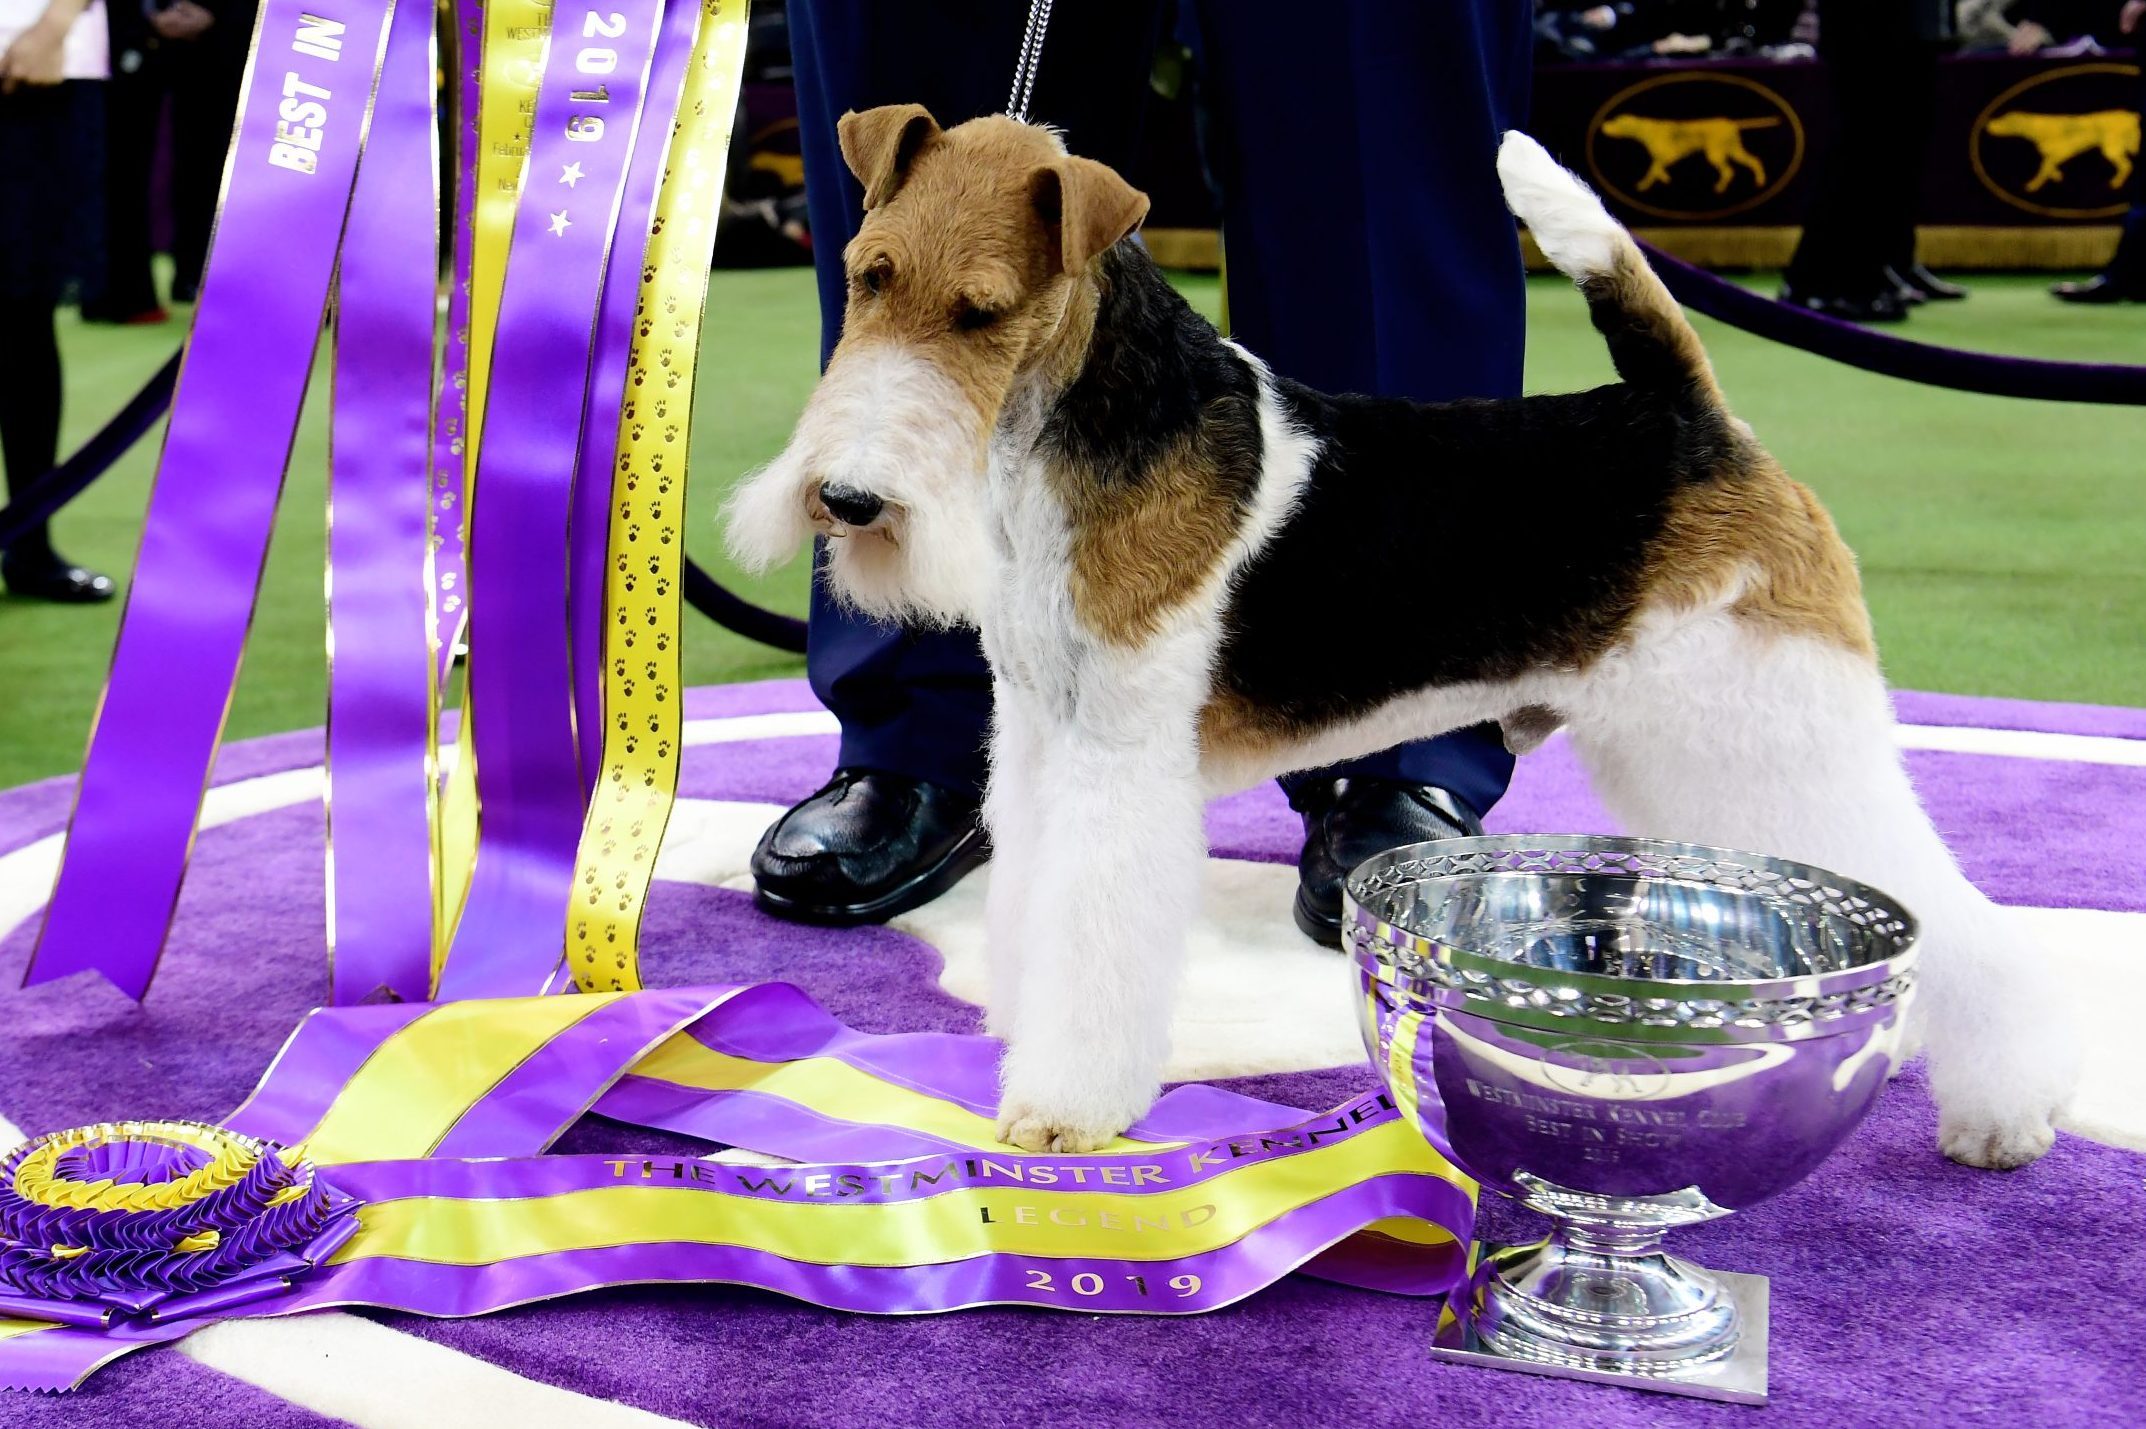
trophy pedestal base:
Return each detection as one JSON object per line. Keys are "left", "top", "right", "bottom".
{"left": 1431, "top": 1250, "right": 1770, "bottom": 1407}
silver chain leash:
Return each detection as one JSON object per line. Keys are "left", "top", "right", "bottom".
{"left": 1006, "top": 0, "right": 1055, "bottom": 122}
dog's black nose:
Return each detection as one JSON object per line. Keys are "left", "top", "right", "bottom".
{"left": 819, "top": 484, "right": 885, "bottom": 527}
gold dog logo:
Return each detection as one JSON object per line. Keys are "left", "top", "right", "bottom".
{"left": 1972, "top": 63, "right": 2141, "bottom": 219}
{"left": 1587, "top": 72, "right": 1803, "bottom": 220}
{"left": 1599, "top": 114, "right": 1783, "bottom": 194}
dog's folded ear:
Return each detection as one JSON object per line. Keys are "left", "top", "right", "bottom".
{"left": 838, "top": 104, "right": 942, "bottom": 210}
{"left": 1032, "top": 157, "right": 1151, "bottom": 274}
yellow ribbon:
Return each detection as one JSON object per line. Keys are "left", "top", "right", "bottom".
{"left": 568, "top": 0, "right": 753, "bottom": 992}
{"left": 342, "top": 1120, "right": 1456, "bottom": 1269}
{"left": 303, "top": 994, "right": 628, "bottom": 1164}
{"left": 10, "top": 1123, "right": 258, "bottom": 1214}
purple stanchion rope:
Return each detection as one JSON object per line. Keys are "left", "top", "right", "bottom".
{"left": 0, "top": 352, "right": 180, "bottom": 553}
{"left": 681, "top": 556, "right": 808, "bottom": 652}
{"left": 0, "top": 346, "right": 806, "bottom": 652}
{"left": 1638, "top": 240, "right": 2146, "bottom": 407}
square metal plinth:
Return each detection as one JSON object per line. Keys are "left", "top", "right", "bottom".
{"left": 1431, "top": 1252, "right": 1771, "bottom": 1407}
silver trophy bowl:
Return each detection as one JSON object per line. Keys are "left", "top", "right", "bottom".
{"left": 1346, "top": 836, "right": 1919, "bottom": 1405}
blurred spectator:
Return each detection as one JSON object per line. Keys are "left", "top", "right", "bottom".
{"left": 1781, "top": 1, "right": 1966, "bottom": 323}
{"left": 76, "top": 0, "right": 244, "bottom": 313}
{"left": 0, "top": 0, "right": 117, "bottom": 601}
{"left": 159, "top": 0, "right": 252, "bottom": 303}
{"left": 1534, "top": 1, "right": 1811, "bottom": 61}
{"left": 712, "top": 3, "right": 814, "bottom": 268}
{"left": 2004, "top": 0, "right": 2136, "bottom": 50}
{"left": 1958, "top": 0, "right": 2027, "bottom": 48}
{"left": 2050, "top": 0, "right": 2145, "bottom": 301}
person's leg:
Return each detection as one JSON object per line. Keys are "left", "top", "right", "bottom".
{"left": 2103, "top": 206, "right": 2146, "bottom": 293}
{"left": 166, "top": 22, "right": 249, "bottom": 300}
{"left": 789, "top": 0, "right": 1004, "bottom": 801}
{"left": 2057, "top": 67, "right": 2146, "bottom": 301}
{"left": 0, "top": 296, "right": 111, "bottom": 599}
{"left": 1783, "top": 11, "right": 1907, "bottom": 318}
{"left": 2114, "top": 67, "right": 2146, "bottom": 291}
{"left": 792, "top": 0, "right": 1171, "bottom": 794}
{"left": 86, "top": 55, "right": 164, "bottom": 320}
{"left": 1880, "top": 41, "right": 1962, "bottom": 299}
{"left": 1191, "top": 0, "right": 1526, "bottom": 942}
{"left": 0, "top": 296, "right": 63, "bottom": 567}
{"left": 1193, "top": 1, "right": 1523, "bottom": 805}
{"left": 757, "top": 0, "right": 1169, "bottom": 921}
{"left": 0, "top": 80, "right": 114, "bottom": 602}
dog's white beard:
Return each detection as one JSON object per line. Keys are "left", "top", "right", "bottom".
{"left": 722, "top": 344, "right": 990, "bottom": 628}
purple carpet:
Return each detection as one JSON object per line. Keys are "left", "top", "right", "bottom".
{"left": 0, "top": 679, "right": 2140, "bottom": 1426}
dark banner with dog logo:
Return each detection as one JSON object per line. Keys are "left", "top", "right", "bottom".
{"left": 1527, "top": 52, "right": 2138, "bottom": 266}
{"left": 726, "top": 53, "right": 2138, "bottom": 270}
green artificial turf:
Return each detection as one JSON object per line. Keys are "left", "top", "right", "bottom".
{"left": 1, "top": 269, "right": 2138, "bottom": 788}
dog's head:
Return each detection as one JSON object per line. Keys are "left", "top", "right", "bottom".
{"left": 1598, "top": 114, "right": 1643, "bottom": 137}
{"left": 723, "top": 106, "right": 1150, "bottom": 627}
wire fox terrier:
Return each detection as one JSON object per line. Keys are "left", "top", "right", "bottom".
{"left": 726, "top": 107, "right": 2076, "bottom": 1170}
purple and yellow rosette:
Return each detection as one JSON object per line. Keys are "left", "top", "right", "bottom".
{"left": 0, "top": 1122, "right": 359, "bottom": 1330}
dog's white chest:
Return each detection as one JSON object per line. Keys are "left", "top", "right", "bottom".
{"left": 979, "top": 445, "right": 1084, "bottom": 700}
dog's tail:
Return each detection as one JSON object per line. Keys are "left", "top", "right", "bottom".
{"left": 1497, "top": 131, "right": 1726, "bottom": 414}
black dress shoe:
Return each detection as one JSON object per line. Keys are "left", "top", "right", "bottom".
{"left": 2051, "top": 275, "right": 2143, "bottom": 305}
{"left": 1895, "top": 263, "right": 1966, "bottom": 301}
{"left": 751, "top": 769, "right": 989, "bottom": 925}
{"left": 1882, "top": 267, "right": 1928, "bottom": 306}
{"left": 1292, "top": 778, "right": 1483, "bottom": 948}
{"left": 1777, "top": 283, "right": 1910, "bottom": 324}
{"left": 0, "top": 554, "right": 116, "bottom": 603}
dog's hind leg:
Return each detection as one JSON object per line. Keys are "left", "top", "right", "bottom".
{"left": 992, "top": 694, "right": 1208, "bottom": 1153}
{"left": 1565, "top": 613, "right": 2078, "bottom": 1170}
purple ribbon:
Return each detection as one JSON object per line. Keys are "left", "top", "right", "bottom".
{"left": 0, "top": 983, "right": 1476, "bottom": 1392}
{"left": 438, "top": 0, "right": 672, "bottom": 999}
{"left": 26, "top": 0, "right": 398, "bottom": 999}
{"left": 298, "top": 1145, "right": 1468, "bottom": 1317}
{"left": 325, "top": 0, "right": 441, "bottom": 1004}
{"left": 570, "top": 0, "right": 705, "bottom": 798}
{"left": 430, "top": 0, "right": 483, "bottom": 684}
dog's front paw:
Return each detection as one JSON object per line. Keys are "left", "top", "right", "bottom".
{"left": 1939, "top": 1111, "right": 2057, "bottom": 1170}
{"left": 995, "top": 1054, "right": 1155, "bottom": 1153}
{"left": 995, "top": 1105, "right": 1125, "bottom": 1154}
{"left": 1928, "top": 1016, "right": 2074, "bottom": 1170}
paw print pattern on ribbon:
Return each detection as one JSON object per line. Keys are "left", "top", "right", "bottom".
{"left": 566, "top": 0, "right": 750, "bottom": 995}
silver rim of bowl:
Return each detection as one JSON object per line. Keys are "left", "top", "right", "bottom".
{"left": 1344, "top": 835, "right": 1920, "bottom": 1045}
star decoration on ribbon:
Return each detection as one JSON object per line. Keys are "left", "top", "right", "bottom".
{"left": 560, "top": 162, "right": 585, "bottom": 188}
{"left": 548, "top": 210, "right": 573, "bottom": 237}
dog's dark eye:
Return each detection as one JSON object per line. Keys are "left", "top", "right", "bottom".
{"left": 857, "top": 265, "right": 888, "bottom": 297}
{"left": 954, "top": 301, "right": 1001, "bottom": 332}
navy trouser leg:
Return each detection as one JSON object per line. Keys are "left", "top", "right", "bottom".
{"left": 1192, "top": 0, "right": 1532, "bottom": 819}
{"left": 789, "top": 0, "right": 1167, "bottom": 801}
{"left": 2104, "top": 68, "right": 2146, "bottom": 293}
